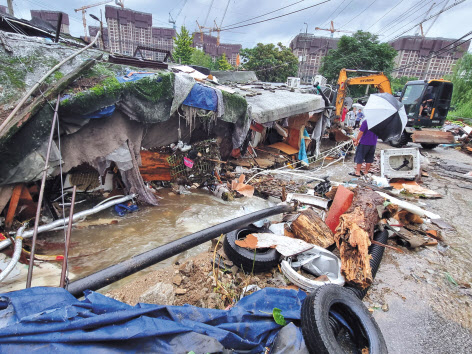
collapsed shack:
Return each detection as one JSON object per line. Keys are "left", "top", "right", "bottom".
{"left": 0, "top": 30, "right": 327, "bottom": 262}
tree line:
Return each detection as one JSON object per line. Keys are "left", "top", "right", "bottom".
{"left": 173, "top": 26, "right": 471, "bottom": 119}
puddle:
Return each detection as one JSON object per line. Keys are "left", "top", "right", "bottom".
{"left": 33, "top": 189, "right": 274, "bottom": 291}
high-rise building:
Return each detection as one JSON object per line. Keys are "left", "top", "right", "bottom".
{"left": 104, "top": 6, "right": 175, "bottom": 61}
{"left": 290, "top": 34, "right": 339, "bottom": 84}
{"left": 0, "top": 5, "right": 7, "bottom": 14}
{"left": 105, "top": 5, "right": 152, "bottom": 57}
{"left": 192, "top": 33, "right": 241, "bottom": 66}
{"left": 389, "top": 36, "right": 470, "bottom": 80}
{"left": 152, "top": 27, "right": 176, "bottom": 61}
{"left": 30, "top": 10, "right": 70, "bottom": 34}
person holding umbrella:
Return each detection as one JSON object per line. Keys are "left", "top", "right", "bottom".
{"left": 349, "top": 93, "right": 407, "bottom": 177}
{"left": 350, "top": 120, "right": 378, "bottom": 177}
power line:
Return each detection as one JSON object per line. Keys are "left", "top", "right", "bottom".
{"left": 222, "top": 0, "right": 307, "bottom": 29}
{"left": 323, "top": 0, "right": 353, "bottom": 28}
{"left": 317, "top": 0, "right": 347, "bottom": 28}
{"left": 374, "top": 0, "right": 424, "bottom": 35}
{"left": 338, "top": 0, "right": 379, "bottom": 30}
{"left": 219, "top": 0, "right": 331, "bottom": 32}
{"left": 366, "top": 0, "right": 406, "bottom": 30}
{"left": 388, "top": 0, "right": 467, "bottom": 41}
{"left": 382, "top": 0, "right": 447, "bottom": 41}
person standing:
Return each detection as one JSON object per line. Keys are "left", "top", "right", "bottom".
{"left": 340, "top": 104, "right": 348, "bottom": 128}
{"left": 354, "top": 108, "right": 364, "bottom": 129}
{"left": 350, "top": 119, "right": 378, "bottom": 177}
{"left": 346, "top": 107, "right": 356, "bottom": 127}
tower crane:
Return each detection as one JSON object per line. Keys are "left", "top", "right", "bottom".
{"left": 75, "top": 0, "right": 124, "bottom": 41}
{"left": 315, "top": 21, "right": 354, "bottom": 38}
{"left": 414, "top": 2, "right": 436, "bottom": 37}
{"left": 423, "top": 0, "right": 449, "bottom": 37}
{"left": 169, "top": 0, "right": 188, "bottom": 30}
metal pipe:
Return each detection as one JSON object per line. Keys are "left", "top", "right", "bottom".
{"left": 68, "top": 204, "right": 293, "bottom": 297}
{"left": 0, "top": 226, "right": 25, "bottom": 282}
{"left": 0, "top": 194, "right": 136, "bottom": 251}
{"left": 26, "top": 95, "right": 61, "bottom": 288}
{"left": 60, "top": 186, "right": 76, "bottom": 288}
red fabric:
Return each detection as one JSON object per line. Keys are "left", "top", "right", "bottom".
{"left": 250, "top": 123, "right": 264, "bottom": 133}
{"left": 341, "top": 107, "right": 348, "bottom": 122}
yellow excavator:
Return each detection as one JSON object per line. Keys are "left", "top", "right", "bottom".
{"left": 334, "top": 68, "right": 392, "bottom": 117}
{"left": 332, "top": 68, "right": 454, "bottom": 149}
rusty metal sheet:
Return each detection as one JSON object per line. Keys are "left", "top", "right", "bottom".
{"left": 411, "top": 130, "right": 454, "bottom": 144}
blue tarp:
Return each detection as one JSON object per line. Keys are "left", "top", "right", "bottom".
{"left": 116, "top": 71, "right": 156, "bottom": 83}
{"left": 298, "top": 128, "right": 310, "bottom": 165}
{"left": 82, "top": 104, "right": 116, "bottom": 119}
{"left": 182, "top": 83, "right": 218, "bottom": 112}
{"left": 0, "top": 287, "right": 306, "bottom": 353}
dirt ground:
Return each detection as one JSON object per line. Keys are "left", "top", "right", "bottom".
{"left": 109, "top": 140, "right": 472, "bottom": 353}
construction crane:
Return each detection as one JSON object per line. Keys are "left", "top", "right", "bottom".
{"left": 75, "top": 0, "right": 124, "bottom": 42}
{"left": 315, "top": 21, "right": 354, "bottom": 38}
{"left": 212, "top": 0, "right": 231, "bottom": 45}
{"left": 415, "top": 2, "right": 436, "bottom": 37}
{"left": 169, "top": 0, "right": 188, "bottom": 30}
{"left": 423, "top": 0, "right": 450, "bottom": 37}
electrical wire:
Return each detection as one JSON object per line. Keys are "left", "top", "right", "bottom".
{"left": 374, "top": 0, "right": 424, "bottom": 35}
{"left": 382, "top": 0, "right": 448, "bottom": 41}
{"left": 218, "top": 0, "right": 331, "bottom": 32}
{"left": 388, "top": 0, "right": 467, "bottom": 41}
{"left": 222, "top": 0, "right": 307, "bottom": 29}
{"left": 319, "top": 0, "right": 353, "bottom": 29}
{"left": 317, "top": 0, "right": 347, "bottom": 28}
{"left": 366, "top": 0, "right": 406, "bottom": 30}
{"left": 338, "top": 0, "right": 379, "bottom": 30}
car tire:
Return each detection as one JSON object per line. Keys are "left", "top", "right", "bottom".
{"left": 223, "top": 226, "right": 280, "bottom": 273}
{"left": 420, "top": 143, "right": 439, "bottom": 149}
{"left": 301, "top": 284, "right": 388, "bottom": 354}
{"left": 389, "top": 131, "right": 409, "bottom": 147}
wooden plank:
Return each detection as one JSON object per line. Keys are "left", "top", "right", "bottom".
{"left": 139, "top": 151, "right": 172, "bottom": 181}
{"left": 411, "top": 130, "right": 454, "bottom": 144}
{"left": 5, "top": 184, "right": 23, "bottom": 229}
{"left": 268, "top": 142, "right": 299, "bottom": 155}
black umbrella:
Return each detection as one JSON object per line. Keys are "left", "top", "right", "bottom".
{"left": 363, "top": 93, "right": 407, "bottom": 141}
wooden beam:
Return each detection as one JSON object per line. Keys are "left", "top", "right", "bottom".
{"left": 5, "top": 184, "right": 23, "bottom": 230}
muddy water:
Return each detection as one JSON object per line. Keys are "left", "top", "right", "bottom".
{"left": 37, "top": 189, "right": 273, "bottom": 291}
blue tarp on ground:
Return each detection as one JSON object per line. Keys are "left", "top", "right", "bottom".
{"left": 0, "top": 287, "right": 306, "bottom": 353}
{"left": 182, "top": 83, "right": 218, "bottom": 111}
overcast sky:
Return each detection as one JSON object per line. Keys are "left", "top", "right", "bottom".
{"left": 6, "top": 0, "right": 472, "bottom": 48}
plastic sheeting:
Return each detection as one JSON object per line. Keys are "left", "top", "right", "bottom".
{"left": 0, "top": 140, "right": 62, "bottom": 185}
{"left": 236, "top": 85, "right": 325, "bottom": 124}
{"left": 182, "top": 83, "right": 218, "bottom": 112}
{"left": 116, "top": 71, "right": 155, "bottom": 83}
{"left": 170, "top": 72, "right": 196, "bottom": 116}
{"left": 0, "top": 287, "right": 306, "bottom": 353}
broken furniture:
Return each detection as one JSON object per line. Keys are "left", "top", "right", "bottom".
{"left": 380, "top": 147, "right": 421, "bottom": 179}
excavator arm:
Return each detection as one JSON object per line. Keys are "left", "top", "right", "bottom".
{"left": 335, "top": 69, "right": 392, "bottom": 117}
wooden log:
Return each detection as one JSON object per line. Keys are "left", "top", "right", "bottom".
{"left": 335, "top": 188, "right": 385, "bottom": 289}
{"left": 0, "top": 54, "right": 102, "bottom": 143}
{"left": 291, "top": 208, "right": 335, "bottom": 248}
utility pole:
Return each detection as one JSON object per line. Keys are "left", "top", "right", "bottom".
{"left": 7, "top": 0, "right": 14, "bottom": 16}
